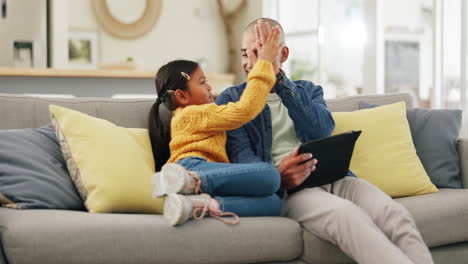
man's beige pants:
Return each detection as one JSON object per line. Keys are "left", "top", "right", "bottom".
{"left": 282, "top": 176, "right": 434, "bottom": 264}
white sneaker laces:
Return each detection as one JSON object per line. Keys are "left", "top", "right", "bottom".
{"left": 190, "top": 195, "right": 240, "bottom": 225}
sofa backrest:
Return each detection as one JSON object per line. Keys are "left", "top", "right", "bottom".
{"left": 0, "top": 92, "right": 413, "bottom": 130}
{"left": 0, "top": 94, "right": 154, "bottom": 129}
{"left": 327, "top": 92, "right": 413, "bottom": 112}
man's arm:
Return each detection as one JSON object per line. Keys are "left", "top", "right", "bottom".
{"left": 275, "top": 74, "right": 335, "bottom": 141}
{"left": 217, "top": 85, "right": 318, "bottom": 189}
{"left": 273, "top": 73, "right": 332, "bottom": 189}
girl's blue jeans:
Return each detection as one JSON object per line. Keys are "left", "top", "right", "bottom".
{"left": 176, "top": 157, "right": 282, "bottom": 217}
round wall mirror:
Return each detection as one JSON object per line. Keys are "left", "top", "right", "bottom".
{"left": 92, "top": 0, "right": 162, "bottom": 39}
{"left": 106, "top": 0, "right": 146, "bottom": 24}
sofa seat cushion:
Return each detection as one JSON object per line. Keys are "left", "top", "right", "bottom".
{"left": 302, "top": 230, "right": 354, "bottom": 264}
{"left": 0, "top": 208, "right": 302, "bottom": 264}
{"left": 396, "top": 188, "right": 468, "bottom": 247}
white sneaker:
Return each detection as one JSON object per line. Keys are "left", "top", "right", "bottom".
{"left": 152, "top": 163, "right": 201, "bottom": 197}
{"left": 163, "top": 193, "right": 240, "bottom": 226}
{"left": 163, "top": 193, "right": 195, "bottom": 226}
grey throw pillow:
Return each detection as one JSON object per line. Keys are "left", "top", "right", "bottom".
{"left": 0, "top": 124, "right": 85, "bottom": 210}
{"left": 359, "top": 101, "right": 462, "bottom": 189}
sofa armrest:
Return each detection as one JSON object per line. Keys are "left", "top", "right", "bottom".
{"left": 457, "top": 138, "right": 468, "bottom": 189}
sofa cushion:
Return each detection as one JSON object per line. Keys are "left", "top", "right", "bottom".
{"left": 0, "top": 208, "right": 302, "bottom": 264}
{"left": 430, "top": 242, "right": 468, "bottom": 264}
{"left": 396, "top": 188, "right": 468, "bottom": 247}
{"left": 49, "top": 105, "right": 164, "bottom": 213}
{"left": 359, "top": 101, "right": 462, "bottom": 189}
{"left": 331, "top": 101, "right": 438, "bottom": 197}
{"left": 0, "top": 124, "right": 84, "bottom": 210}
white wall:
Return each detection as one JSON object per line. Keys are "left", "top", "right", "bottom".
{"left": 68, "top": 0, "right": 262, "bottom": 77}
{"left": 232, "top": 0, "right": 263, "bottom": 83}
{"left": 0, "top": 0, "right": 263, "bottom": 99}
{"left": 50, "top": 0, "right": 68, "bottom": 68}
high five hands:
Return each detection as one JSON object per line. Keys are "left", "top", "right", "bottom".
{"left": 245, "top": 19, "right": 284, "bottom": 74}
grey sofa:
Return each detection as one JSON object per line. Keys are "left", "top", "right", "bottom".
{"left": 0, "top": 92, "right": 467, "bottom": 264}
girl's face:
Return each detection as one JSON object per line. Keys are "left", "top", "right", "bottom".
{"left": 185, "top": 66, "right": 214, "bottom": 105}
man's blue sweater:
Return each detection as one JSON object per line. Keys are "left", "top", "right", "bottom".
{"left": 216, "top": 74, "right": 335, "bottom": 165}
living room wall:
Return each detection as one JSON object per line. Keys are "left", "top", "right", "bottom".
{"left": 0, "top": 0, "right": 263, "bottom": 98}
{"left": 67, "top": 0, "right": 262, "bottom": 76}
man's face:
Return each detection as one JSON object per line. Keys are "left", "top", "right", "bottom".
{"left": 241, "top": 32, "right": 257, "bottom": 75}
{"left": 241, "top": 30, "right": 284, "bottom": 77}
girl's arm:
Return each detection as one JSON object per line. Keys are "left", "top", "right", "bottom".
{"left": 204, "top": 59, "right": 275, "bottom": 130}
{"left": 176, "top": 60, "right": 275, "bottom": 133}
{"left": 178, "top": 21, "right": 282, "bottom": 132}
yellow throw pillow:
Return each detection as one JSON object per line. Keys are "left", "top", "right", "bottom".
{"left": 49, "top": 105, "right": 164, "bottom": 213}
{"left": 332, "top": 101, "right": 438, "bottom": 197}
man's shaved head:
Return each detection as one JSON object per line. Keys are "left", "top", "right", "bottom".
{"left": 244, "top": 18, "right": 285, "bottom": 43}
{"left": 241, "top": 17, "right": 289, "bottom": 76}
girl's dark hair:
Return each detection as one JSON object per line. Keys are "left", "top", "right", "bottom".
{"left": 149, "top": 60, "right": 199, "bottom": 171}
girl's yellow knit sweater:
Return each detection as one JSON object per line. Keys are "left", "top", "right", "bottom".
{"left": 168, "top": 60, "right": 275, "bottom": 163}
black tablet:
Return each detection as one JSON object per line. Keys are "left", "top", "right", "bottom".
{"left": 288, "top": 130, "right": 362, "bottom": 194}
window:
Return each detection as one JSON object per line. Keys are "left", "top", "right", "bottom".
{"left": 265, "top": 0, "right": 365, "bottom": 99}
{"left": 382, "top": 0, "right": 434, "bottom": 108}
{"left": 442, "top": 0, "right": 462, "bottom": 109}
{"left": 321, "top": 0, "right": 365, "bottom": 98}
{"left": 265, "top": 0, "right": 468, "bottom": 135}
{"left": 267, "top": 0, "right": 320, "bottom": 92}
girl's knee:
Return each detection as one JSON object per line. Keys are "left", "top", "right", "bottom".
{"left": 266, "top": 194, "right": 283, "bottom": 216}
{"left": 258, "top": 163, "right": 281, "bottom": 194}
{"left": 272, "top": 196, "right": 283, "bottom": 216}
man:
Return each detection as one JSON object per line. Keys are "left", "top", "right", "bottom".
{"left": 216, "top": 18, "right": 433, "bottom": 264}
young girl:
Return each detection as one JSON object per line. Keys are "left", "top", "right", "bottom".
{"left": 149, "top": 21, "right": 284, "bottom": 226}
